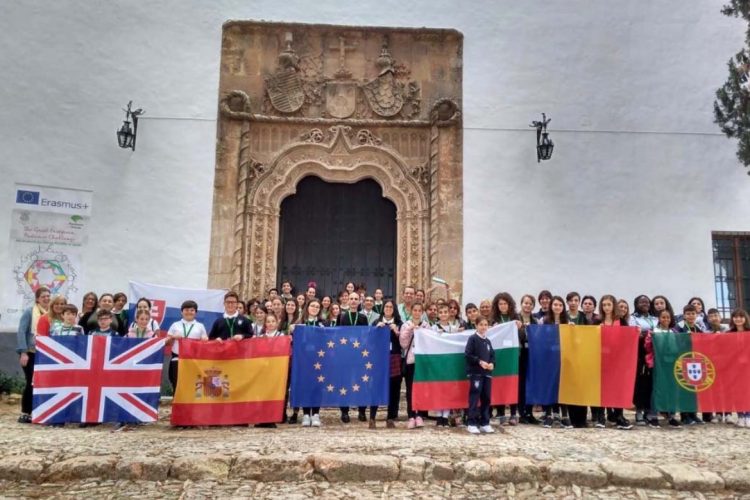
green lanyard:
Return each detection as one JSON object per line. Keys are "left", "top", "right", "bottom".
{"left": 500, "top": 315, "right": 509, "bottom": 323}
{"left": 306, "top": 319, "right": 317, "bottom": 326}
{"left": 348, "top": 311, "right": 357, "bottom": 325}
{"left": 182, "top": 322, "right": 195, "bottom": 338}
{"left": 225, "top": 317, "right": 236, "bottom": 336}
{"left": 136, "top": 327, "right": 147, "bottom": 338}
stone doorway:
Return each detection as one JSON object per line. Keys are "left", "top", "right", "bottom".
{"left": 208, "top": 21, "right": 463, "bottom": 301}
{"left": 277, "top": 176, "right": 397, "bottom": 298}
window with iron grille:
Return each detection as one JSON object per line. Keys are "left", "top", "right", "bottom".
{"left": 712, "top": 232, "right": 750, "bottom": 317}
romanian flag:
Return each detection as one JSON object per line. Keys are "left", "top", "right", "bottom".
{"left": 652, "top": 332, "right": 750, "bottom": 412}
{"left": 170, "top": 337, "right": 291, "bottom": 426}
{"left": 526, "top": 324, "right": 639, "bottom": 407}
{"left": 412, "top": 323, "right": 519, "bottom": 411}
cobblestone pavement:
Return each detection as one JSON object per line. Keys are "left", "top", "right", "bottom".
{"left": 1, "top": 396, "right": 750, "bottom": 498}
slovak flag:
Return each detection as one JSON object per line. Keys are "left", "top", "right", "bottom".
{"left": 32, "top": 336, "right": 166, "bottom": 424}
{"left": 127, "top": 281, "right": 226, "bottom": 333}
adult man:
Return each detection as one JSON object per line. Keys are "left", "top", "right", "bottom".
{"left": 397, "top": 286, "right": 416, "bottom": 323}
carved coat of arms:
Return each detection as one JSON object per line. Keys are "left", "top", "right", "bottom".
{"left": 325, "top": 81, "right": 357, "bottom": 118}
{"left": 362, "top": 44, "right": 405, "bottom": 117}
{"left": 265, "top": 67, "right": 305, "bottom": 114}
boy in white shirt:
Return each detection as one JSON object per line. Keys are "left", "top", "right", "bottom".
{"left": 166, "top": 300, "right": 208, "bottom": 393}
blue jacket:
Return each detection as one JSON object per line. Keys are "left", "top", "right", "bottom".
{"left": 16, "top": 307, "right": 34, "bottom": 354}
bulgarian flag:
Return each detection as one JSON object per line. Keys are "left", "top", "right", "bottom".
{"left": 526, "top": 324, "right": 639, "bottom": 407}
{"left": 170, "top": 337, "right": 291, "bottom": 426}
{"left": 412, "top": 323, "right": 519, "bottom": 411}
{"left": 652, "top": 332, "right": 750, "bottom": 412}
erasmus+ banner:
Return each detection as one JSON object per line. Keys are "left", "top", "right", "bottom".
{"left": 1, "top": 184, "right": 93, "bottom": 330}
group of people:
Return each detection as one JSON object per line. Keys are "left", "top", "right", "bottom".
{"left": 15, "top": 281, "right": 750, "bottom": 434}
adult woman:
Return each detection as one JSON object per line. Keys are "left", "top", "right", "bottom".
{"left": 479, "top": 299, "right": 492, "bottom": 321}
{"left": 16, "top": 286, "right": 51, "bottom": 423}
{"left": 77, "top": 291, "right": 98, "bottom": 330}
{"left": 282, "top": 300, "right": 299, "bottom": 334}
{"left": 85, "top": 293, "right": 121, "bottom": 335}
{"left": 36, "top": 295, "right": 67, "bottom": 336}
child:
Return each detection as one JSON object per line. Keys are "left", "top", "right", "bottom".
{"left": 534, "top": 290, "right": 552, "bottom": 321}
{"left": 130, "top": 298, "right": 161, "bottom": 333}
{"left": 259, "top": 313, "right": 284, "bottom": 337}
{"left": 91, "top": 310, "right": 117, "bottom": 336}
{"left": 631, "top": 295, "right": 659, "bottom": 427}
{"left": 127, "top": 310, "right": 157, "bottom": 338}
{"left": 373, "top": 289, "right": 384, "bottom": 316}
{"left": 676, "top": 304, "right": 703, "bottom": 425}
{"left": 328, "top": 304, "right": 340, "bottom": 326}
{"left": 706, "top": 308, "right": 729, "bottom": 333}
{"left": 465, "top": 317, "right": 495, "bottom": 434}
{"left": 730, "top": 309, "right": 750, "bottom": 427}
{"left": 166, "top": 300, "right": 208, "bottom": 393}
{"left": 252, "top": 306, "right": 267, "bottom": 336}
{"left": 425, "top": 302, "right": 438, "bottom": 326}
{"left": 112, "top": 292, "right": 129, "bottom": 336}
{"left": 375, "top": 299, "right": 403, "bottom": 429}
{"left": 651, "top": 309, "right": 681, "bottom": 427}
{"left": 320, "top": 296, "right": 333, "bottom": 322}
{"left": 566, "top": 292, "right": 588, "bottom": 325}
{"left": 51, "top": 304, "right": 84, "bottom": 336}
{"left": 301, "top": 300, "right": 325, "bottom": 428}
{"left": 338, "top": 293, "right": 368, "bottom": 423}
{"left": 399, "top": 302, "right": 430, "bottom": 429}
{"left": 432, "top": 304, "right": 460, "bottom": 427}
{"left": 208, "top": 292, "right": 253, "bottom": 341}
{"left": 491, "top": 292, "right": 521, "bottom": 425}
{"left": 465, "top": 303, "right": 479, "bottom": 330}
{"left": 517, "top": 294, "right": 538, "bottom": 424}
{"left": 541, "top": 296, "right": 572, "bottom": 429}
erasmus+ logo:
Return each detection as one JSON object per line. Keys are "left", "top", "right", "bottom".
{"left": 16, "top": 189, "right": 89, "bottom": 211}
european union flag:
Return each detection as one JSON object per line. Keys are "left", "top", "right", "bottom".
{"left": 290, "top": 326, "right": 389, "bottom": 407}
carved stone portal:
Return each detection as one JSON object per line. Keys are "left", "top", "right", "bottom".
{"left": 209, "top": 21, "right": 463, "bottom": 300}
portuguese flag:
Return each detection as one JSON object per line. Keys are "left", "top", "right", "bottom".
{"left": 171, "top": 337, "right": 291, "bottom": 426}
{"left": 652, "top": 332, "right": 750, "bottom": 412}
{"left": 411, "top": 323, "right": 519, "bottom": 411}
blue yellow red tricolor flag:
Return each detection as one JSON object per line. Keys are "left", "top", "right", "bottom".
{"left": 526, "top": 324, "right": 639, "bottom": 407}
{"left": 170, "top": 337, "right": 291, "bottom": 426}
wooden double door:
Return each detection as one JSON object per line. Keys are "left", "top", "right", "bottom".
{"left": 277, "top": 176, "right": 397, "bottom": 299}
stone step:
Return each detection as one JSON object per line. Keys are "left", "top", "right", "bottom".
{"left": 0, "top": 452, "right": 746, "bottom": 494}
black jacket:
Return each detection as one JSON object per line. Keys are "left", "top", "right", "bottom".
{"left": 465, "top": 333, "right": 495, "bottom": 376}
{"left": 209, "top": 315, "right": 253, "bottom": 340}
{"left": 338, "top": 311, "right": 368, "bottom": 326}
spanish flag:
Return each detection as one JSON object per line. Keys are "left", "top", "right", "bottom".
{"left": 526, "top": 324, "right": 639, "bottom": 408}
{"left": 170, "top": 337, "right": 291, "bottom": 426}
{"left": 652, "top": 332, "right": 750, "bottom": 412}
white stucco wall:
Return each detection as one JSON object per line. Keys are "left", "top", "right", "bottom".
{"left": 0, "top": 0, "right": 747, "bottom": 322}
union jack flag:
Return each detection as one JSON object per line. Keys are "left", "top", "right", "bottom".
{"left": 32, "top": 335, "right": 165, "bottom": 424}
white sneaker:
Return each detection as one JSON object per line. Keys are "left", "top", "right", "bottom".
{"left": 302, "top": 414, "right": 311, "bottom": 427}
{"left": 467, "top": 425, "right": 480, "bottom": 434}
{"left": 737, "top": 416, "right": 746, "bottom": 428}
{"left": 311, "top": 414, "right": 321, "bottom": 427}
{"left": 480, "top": 425, "right": 495, "bottom": 434}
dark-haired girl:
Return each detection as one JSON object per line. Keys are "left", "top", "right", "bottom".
{"left": 491, "top": 292, "right": 521, "bottom": 425}
{"left": 592, "top": 295, "right": 633, "bottom": 430}
{"left": 518, "top": 294, "right": 539, "bottom": 424}
{"left": 371, "top": 300, "right": 403, "bottom": 429}
{"left": 631, "top": 295, "right": 658, "bottom": 427}
{"left": 542, "top": 296, "right": 572, "bottom": 428}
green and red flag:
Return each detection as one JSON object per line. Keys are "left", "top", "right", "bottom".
{"left": 652, "top": 332, "right": 750, "bottom": 412}
{"left": 411, "top": 323, "right": 519, "bottom": 410}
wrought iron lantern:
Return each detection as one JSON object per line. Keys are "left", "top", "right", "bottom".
{"left": 116, "top": 101, "right": 144, "bottom": 151}
{"left": 530, "top": 113, "right": 554, "bottom": 162}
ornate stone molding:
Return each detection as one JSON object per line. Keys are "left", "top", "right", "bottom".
{"left": 236, "top": 125, "right": 430, "bottom": 298}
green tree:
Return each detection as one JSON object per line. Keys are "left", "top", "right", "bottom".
{"left": 715, "top": 1, "right": 750, "bottom": 174}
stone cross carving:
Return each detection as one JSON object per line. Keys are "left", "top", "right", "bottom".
{"left": 328, "top": 35, "right": 357, "bottom": 79}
